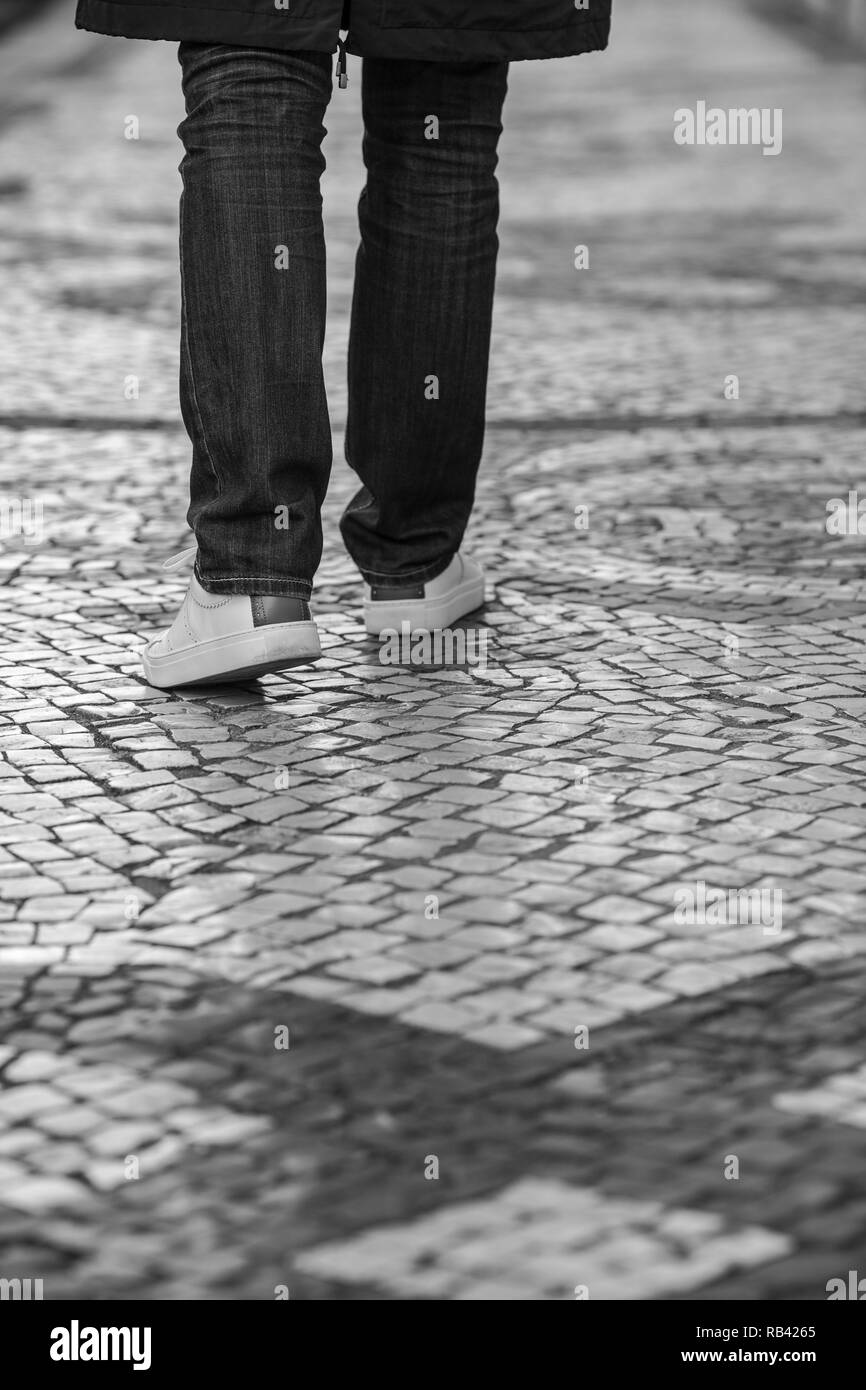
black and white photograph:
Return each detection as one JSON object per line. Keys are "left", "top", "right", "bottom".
{"left": 1, "top": 0, "right": 865, "bottom": 1337}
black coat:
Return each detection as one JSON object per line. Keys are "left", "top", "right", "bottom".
{"left": 75, "top": 0, "right": 612, "bottom": 63}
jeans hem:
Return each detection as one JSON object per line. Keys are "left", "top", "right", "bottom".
{"left": 195, "top": 566, "right": 312, "bottom": 600}
{"left": 356, "top": 553, "right": 455, "bottom": 588}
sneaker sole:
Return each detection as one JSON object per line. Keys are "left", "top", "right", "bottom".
{"left": 141, "top": 621, "right": 321, "bottom": 689}
{"left": 363, "top": 576, "right": 485, "bottom": 637}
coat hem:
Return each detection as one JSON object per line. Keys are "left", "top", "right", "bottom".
{"left": 75, "top": 1, "right": 610, "bottom": 61}
{"left": 75, "top": 2, "right": 339, "bottom": 52}
{"left": 347, "top": 22, "right": 609, "bottom": 62}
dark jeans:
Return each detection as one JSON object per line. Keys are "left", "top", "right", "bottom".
{"left": 177, "top": 44, "right": 509, "bottom": 598}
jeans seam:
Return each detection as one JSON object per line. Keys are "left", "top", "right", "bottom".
{"left": 196, "top": 569, "right": 311, "bottom": 590}
{"left": 363, "top": 556, "right": 453, "bottom": 581}
{"left": 199, "top": 574, "right": 310, "bottom": 583}
{"left": 344, "top": 495, "right": 376, "bottom": 516}
{"left": 180, "top": 189, "right": 221, "bottom": 501}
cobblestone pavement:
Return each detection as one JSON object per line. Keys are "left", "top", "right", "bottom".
{"left": 1, "top": 0, "right": 865, "bottom": 1300}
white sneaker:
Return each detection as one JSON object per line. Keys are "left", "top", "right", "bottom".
{"left": 141, "top": 549, "right": 321, "bottom": 689}
{"left": 363, "top": 553, "right": 485, "bottom": 637}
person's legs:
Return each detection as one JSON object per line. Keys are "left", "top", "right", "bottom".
{"left": 141, "top": 44, "right": 330, "bottom": 688}
{"left": 178, "top": 42, "right": 333, "bottom": 599}
{"left": 340, "top": 58, "right": 510, "bottom": 589}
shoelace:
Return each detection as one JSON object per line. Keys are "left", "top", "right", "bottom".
{"left": 162, "top": 546, "right": 197, "bottom": 573}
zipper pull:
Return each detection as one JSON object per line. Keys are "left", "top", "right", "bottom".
{"left": 336, "top": 37, "right": 349, "bottom": 90}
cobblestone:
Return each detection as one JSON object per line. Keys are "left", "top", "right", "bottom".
{"left": 296, "top": 1179, "right": 793, "bottom": 1301}
{"left": 0, "top": 0, "right": 864, "bottom": 1299}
